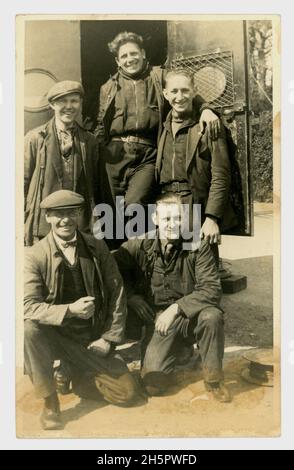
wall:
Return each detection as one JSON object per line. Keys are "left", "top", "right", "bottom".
{"left": 24, "top": 20, "right": 81, "bottom": 133}
{"left": 167, "top": 20, "right": 252, "bottom": 235}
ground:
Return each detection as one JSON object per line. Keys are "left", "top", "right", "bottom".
{"left": 16, "top": 203, "right": 279, "bottom": 438}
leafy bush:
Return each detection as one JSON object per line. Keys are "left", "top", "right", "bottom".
{"left": 251, "top": 111, "right": 273, "bottom": 202}
{"left": 248, "top": 21, "right": 273, "bottom": 202}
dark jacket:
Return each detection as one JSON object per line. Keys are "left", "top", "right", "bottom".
{"left": 94, "top": 66, "right": 165, "bottom": 145}
{"left": 24, "top": 230, "right": 127, "bottom": 344}
{"left": 94, "top": 67, "right": 209, "bottom": 146}
{"left": 156, "top": 112, "right": 238, "bottom": 232}
{"left": 24, "top": 118, "right": 99, "bottom": 245}
{"left": 114, "top": 236, "right": 222, "bottom": 319}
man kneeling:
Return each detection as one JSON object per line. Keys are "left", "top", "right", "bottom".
{"left": 24, "top": 190, "right": 139, "bottom": 431}
{"left": 115, "top": 193, "right": 231, "bottom": 402}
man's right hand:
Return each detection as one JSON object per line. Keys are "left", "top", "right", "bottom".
{"left": 68, "top": 296, "right": 95, "bottom": 320}
{"left": 155, "top": 303, "right": 179, "bottom": 336}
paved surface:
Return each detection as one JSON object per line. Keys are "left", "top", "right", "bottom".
{"left": 16, "top": 203, "right": 279, "bottom": 438}
{"left": 220, "top": 202, "right": 273, "bottom": 260}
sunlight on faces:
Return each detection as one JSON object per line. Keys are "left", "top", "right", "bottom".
{"left": 115, "top": 42, "right": 146, "bottom": 76}
{"left": 163, "top": 74, "right": 195, "bottom": 116}
{"left": 152, "top": 202, "right": 183, "bottom": 241}
{"left": 49, "top": 93, "right": 82, "bottom": 126}
{"left": 45, "top": 208, "right": 82, "bottom": 240}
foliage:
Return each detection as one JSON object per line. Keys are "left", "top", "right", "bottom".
{"left": 251, "top": 112, "right": 273, "bottom": 202}
{"left": 248, "top": 20, "right": 273, "bottom": 202}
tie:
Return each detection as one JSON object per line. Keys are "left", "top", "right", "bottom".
{"left": 164, "top": 243, "right": 174, "bottom": 264}
{"left": 58, "top": 128, "right": 75, "bottom": 157}
{"left": 61, "top": 240, "right": 77, "bottom": 249}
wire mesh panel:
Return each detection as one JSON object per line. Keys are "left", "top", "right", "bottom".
{"left": 171, "top": 50, "right": 235, "bottom": 108}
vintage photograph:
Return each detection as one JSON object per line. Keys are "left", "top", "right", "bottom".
{"left": 16, "top": 14, "right": 280, "bottom": 438}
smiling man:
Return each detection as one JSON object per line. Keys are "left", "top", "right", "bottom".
{"left": 156, "top": 69, "right": 238, "bottom": 265}
{"left": 24, "top": 80, "right": 99, "bottom": 246}
{"left": 94, "top": 32, "right": 220, "bottom": 221}
{"left": 114, "top": 193, "right": 231, "bottom": 403}
{"left": 24, "top": 190, "right": 139, "bottom": 430}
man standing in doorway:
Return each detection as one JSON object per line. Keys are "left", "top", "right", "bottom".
{"left": 95, "top": 31, "right": 221, "bottom": 214}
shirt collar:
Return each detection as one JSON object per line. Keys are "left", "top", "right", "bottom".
{"left": 154, "top": 232, "right": 183, "bottom": 255}
{"left": 164, "top": 108, "right": 198, "bottom": 133}
{"left": 54, "top": 117, "right": 76, "bottom": 134}
{"left": 52, "top": 231, "right": 77, "bottom": 251}
{"left": 118, "top": 60, "right": 151, "bottom": 80}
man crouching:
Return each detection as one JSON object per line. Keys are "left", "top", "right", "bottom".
{"left": 115, "top": 193, "right": 231, "bottom": 403}
{"left": 24, "top": 189, "right": 139, "bottom": 431}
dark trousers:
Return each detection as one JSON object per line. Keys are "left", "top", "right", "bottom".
{"left": 125, "top": 306, "right": 155, "bottom": 363}
{"left": 103, "top": 140, "right": 157, "bottom": 206}
{"left": 24, "top": 320, "right": 138, "bottom": 406}
{"left": 141, "top": 306, "right": 224, "bottom": 395}
{"left": 101, "top": 140, "right": 158, "bottom": 248}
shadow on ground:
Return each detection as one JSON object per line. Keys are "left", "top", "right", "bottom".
{"left": 16, "top": 255, "right": 277, "bottom": 437}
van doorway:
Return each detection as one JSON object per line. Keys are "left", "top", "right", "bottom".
{"left": 80, "top": 20, "right": 168, "bottom": 126}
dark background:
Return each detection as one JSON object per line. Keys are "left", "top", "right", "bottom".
{"left": 80, "top": 20, "right": 168, "bottom": 127}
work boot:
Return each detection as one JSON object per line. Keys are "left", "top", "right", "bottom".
{"left": 204, "top": 380, "right": 232, "bottom": 403}
{"left": 40, "top": 392, "right": 63, "bottom": 430}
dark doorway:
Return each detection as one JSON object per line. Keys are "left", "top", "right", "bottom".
{"left": 80, "top": 20, "right": 168, "bottom": 127}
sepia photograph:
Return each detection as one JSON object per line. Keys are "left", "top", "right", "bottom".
{"left": 15, "top": 14, "right": 280, "bottom": 438}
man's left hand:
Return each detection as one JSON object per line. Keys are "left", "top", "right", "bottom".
{"left": 155, "top": 304, "right": 179, "bottom": 336}
{"left": 88, "top": 338, "right": 112, "bottom": 357}
{"left": 199, "top": 109, "right": 221, "bottom": 140}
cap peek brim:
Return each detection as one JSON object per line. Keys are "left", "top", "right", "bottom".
{"left": 241, "top": 367, "right": 273, "bottom": 387}
{"left": 42, "top": 205, "right": 83, "bottom": 210}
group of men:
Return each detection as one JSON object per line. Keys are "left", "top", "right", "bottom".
{"left": 24, "top": 31, "right": 237, "bottom": 430}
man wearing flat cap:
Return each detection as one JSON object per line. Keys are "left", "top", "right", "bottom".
{"left": 24, "top": 80, "right": 99, "bottom": 246}
{"left": 24, "top": 190, "right": 139, "bottom": 430}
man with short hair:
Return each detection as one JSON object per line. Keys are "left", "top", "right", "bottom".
{"left": 95, "top": 31, "right": 220, "bottom": 212}
{"left": 24, "top": 80, "right": 99, "bottom": 246}
{"left": 114, "top": 193, "right": 231, "bottom": 402}
{"left": 24, "top": 189, "right": 139, "bottom": 430}
{"left": 156, "top": 68, "right": 238, "bottom": 264}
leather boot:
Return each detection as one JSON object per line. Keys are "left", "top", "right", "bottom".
{"left": 40, "top": 392, "right": 63, "bottom": 430}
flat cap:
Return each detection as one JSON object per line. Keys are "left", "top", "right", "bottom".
{"left": 47, "top": 80, "right": 84, "bottom": 103}
{"left": 40, "top": 190, "right": 85, "bottom": 210}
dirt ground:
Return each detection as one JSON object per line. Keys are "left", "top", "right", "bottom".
{"left": 16, "top": 204, "right": 279, "bottom": 438}
{"left": 223, "top": 256, "right": 273, "bottom": 348}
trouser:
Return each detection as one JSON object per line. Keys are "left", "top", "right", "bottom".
{"left": 24, "top": 320, "right": 138, "bottom": 406}
{"left": 103, "top": 140, "right": 157, "bottom": 206}
{"left": 100, "top": 140, "right": 158, "bottom": 248}
{"left": 125, "top": 305, "right": 155, "bottom": 363}
{"left": 141, "top": 306, "right": 225, "bottom": 396}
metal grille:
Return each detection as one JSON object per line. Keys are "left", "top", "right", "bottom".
{"left": 171, "top": 50, "right": 235, "bottom": 108}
